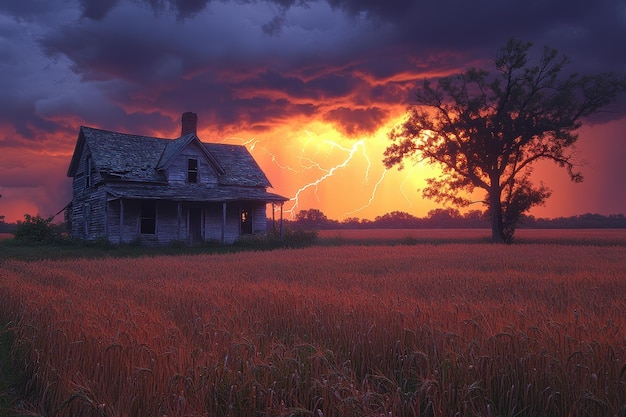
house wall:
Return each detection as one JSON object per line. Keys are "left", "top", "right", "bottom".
{"left": 166, "top": 142, "right": 219, "bottom": 185}
{"left": 158, "top": 201, "right": 181, "bottom": 243}
{"left": 252, "top": 203, "right": 267, "bottom": 234}
{"left": 70, "top": 144, "right": 107, "bottom": 241}
{"left": 106, "top": 199, "right": 177, "bottom": 245}
{"left": 106, "top": 199, "right": 141, "bottom": 244}
{"left": 204, "top": 202, "right": 240, "bottom": 243}
{"left": 105, "top": 199, "right": 252, "bottom": 245}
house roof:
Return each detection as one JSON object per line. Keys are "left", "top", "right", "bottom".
{"left": 156, "top": 133, "right": 226, "bottom": 176}
{"left": 105, "top": 183, "right": 288, "bottom": 203}
{"left": 67, "top": 126, "right": 288, "bottom": 202}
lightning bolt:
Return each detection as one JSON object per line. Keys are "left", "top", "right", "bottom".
{"left": 225, "top": 136, "right": 301, "bottom": 173}
{"left": 341, "top": 169, "right": 387, "bottom": 218}
{"left": 321, "top": 138, "right": 373, "bottom": 182}
{"left": 399, "top": 168, "right": 415, "bottom": 207}
{"left": 285, "top": 139, "right": 366, "bottom": 217}
{"left": 225, "top": 133, "right": 395, "bottom": 220}
{"left": 242, "top": 138, "right": 259, "bottom": 151}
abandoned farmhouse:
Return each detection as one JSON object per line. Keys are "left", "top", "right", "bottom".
{"left": 67, "top": 112, "right": 288, "bottom": 245}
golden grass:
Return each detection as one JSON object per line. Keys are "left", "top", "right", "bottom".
{"left": 1, "top": 241, "right": 625, "bottom": 416}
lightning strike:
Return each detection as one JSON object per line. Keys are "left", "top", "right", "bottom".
{"left": 341, "top": 168, "right": 388, "bottom": 218}
{"left": 243, "top": 138, "right": 259, "bottom": 151}
{"left": 225, "top": 130, "right": 416, "bottom": 221}
{"left": 285, "top": 139, "right": 366, "bottom": 217}
{"left": 399, "top": 168, "right": 416, "bottom": 207}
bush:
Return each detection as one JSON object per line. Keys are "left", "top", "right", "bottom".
{"left": 233, "top": 234, "right": 268, "bottom": 249}
{"left": 12, "top": 214, "right": 68, "bottom": 245}
{"left": 281, "top": 229, "right": 318, "bottom": 248}
{"left": 234, "top": 229, "right": 319, "bottom": 249}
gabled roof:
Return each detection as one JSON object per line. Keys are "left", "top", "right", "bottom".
{"left": 67, "top": 126, "right": 276, "bottom": 190}
{"left": 156, "top": 133, "right": 225, "bottom": 175}
{"left": 68, "top": 127, "right": 166, "bottom": 182}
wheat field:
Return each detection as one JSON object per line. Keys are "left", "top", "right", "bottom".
{"left": 0, "top": 238, "right": 625, "bottom": 416}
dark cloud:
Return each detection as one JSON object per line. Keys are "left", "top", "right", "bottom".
{"left": 78, "top": 0, "right": 121, "bottom": 20}
{"left": 324, "top": 107, "right": 389, "bottom": 137}
{"left": 246, "top": 70, "right": 363, "bottom": 101}
{"left": 17, "top": 0, "right": 626, "bottom": 141}
{"left": 327, "top": 0, "right": 416, "bottom": 20}
{"left": 6, "top": 0, "right": 626, "bottom": 136}
{"left": 262, "top": 14, "right": 286, "bottom": 36}
{"left": 77, "top": 0, "right": 212, "bottom": 21}
{"left": 0, "top": 2, "right": 61, "bottom": 20}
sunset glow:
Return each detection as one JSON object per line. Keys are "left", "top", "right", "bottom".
{"left": 1, "top": 1, "right": 625, "bottom": 223}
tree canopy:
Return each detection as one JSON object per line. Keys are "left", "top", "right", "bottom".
{"left": 384, "top": 38, "right": 626, "bottom": 242}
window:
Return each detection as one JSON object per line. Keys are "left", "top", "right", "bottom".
{"left": 140, "top": 200, "right": 156, "bottom": 234}
{"left": 85, "top": 156, "right": 92, "bottom": 188}
{"left": 83, "top": 203, "right": 90, "bottom": 236}
{"left": 187, "top": 159, "right": 198, "bottom": 183}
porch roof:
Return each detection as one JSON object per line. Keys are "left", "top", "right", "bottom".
{"left": 105, "top": 183, "right": 289, "bottom": 203}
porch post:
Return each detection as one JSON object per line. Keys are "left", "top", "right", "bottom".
{"left": 272, "top": 202, "right": 276, "bottom": 235}
{"left": 104, "top": 197, "right": 108, "bottom": 239}
{"left": 119, "top": 198, "right": 124, "bottom": 245}
{"left": 221, "top": 202, "right": 227, "bottom": 244}
{"left": 177, "top": 202, "right": 182, "bottom": 241}
{"left": 280, "top": 202, "right": 284, "bottom": 242}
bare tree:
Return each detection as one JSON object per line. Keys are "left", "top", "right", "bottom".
{"left": 384, "top": 38, "right": 626, "bottom": 242}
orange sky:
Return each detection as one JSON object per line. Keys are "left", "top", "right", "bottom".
{"left": 2, "top": 109, "right": 624, "bottom": 224}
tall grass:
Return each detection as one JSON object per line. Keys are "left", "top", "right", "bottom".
{"left": 0, "top": 243, "right": 625, "bottom": 416}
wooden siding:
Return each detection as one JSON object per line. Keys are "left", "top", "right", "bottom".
{"left": 202, "top": 204, "right": 222, "bottom": 242}
{"left": 166, "top": 142, "right": 219, "bottom": 185}
{"left": 157, "top": 201, "right": 181, "bottom": 244}
{"left": 252, "top": 203, "right": 267, "bottom": 234}
{"left": 204, "top": 203, "right": 240, "bottom": 244}
{"left": 104, "top": 199, "right": 248, "bottom": 245}
{"left": 70, "top": 144, "right": 108, "bottom": 241}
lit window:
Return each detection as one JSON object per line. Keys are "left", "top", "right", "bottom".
{"left": 187, "top": 159, "right": 198, "bottom": 183}
{"left": 241, "top": 208, "right": 252, "bottom": 234}
{"left": 140, "top": 200, "right": 156, "bottom": 234}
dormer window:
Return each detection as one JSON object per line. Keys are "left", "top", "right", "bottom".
{"left": 187, "top": 158, "right": 198, "bottom": 183}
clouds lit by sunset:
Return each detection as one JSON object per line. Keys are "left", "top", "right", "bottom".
{"left": 1, "top": 0, "right": 625, "bottom": 223}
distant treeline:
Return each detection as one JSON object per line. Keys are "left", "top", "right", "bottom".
{"left": 275, "top": 208, "right": 626, "bottom": 230}
{"left": 2, "top": 209, "right": 624, "bottom": 235}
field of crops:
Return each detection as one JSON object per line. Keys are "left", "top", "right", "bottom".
{"left": 1, "top": 234, "right": 625, "bottom": 416}
{"left": 318, "top": 228, "right": 626, "bottom": 245}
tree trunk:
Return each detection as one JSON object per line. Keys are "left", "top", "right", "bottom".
{"left": 489, "top": 186, "right": 505, "bottom": 243}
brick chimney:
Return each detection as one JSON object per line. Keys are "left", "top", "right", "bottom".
{"left": 181, "top": 112, "right": 198, "bottom": 136}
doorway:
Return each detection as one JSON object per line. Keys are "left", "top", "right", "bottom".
{"left": 189, "top": 207, "right": 202, "bottom": 243}
{"left": 240, "top": 207, "right": 253, "bottom": 235}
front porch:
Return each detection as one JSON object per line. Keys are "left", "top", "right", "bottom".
{"left": 105, "top": 198, "right": 283, "bottom": 245}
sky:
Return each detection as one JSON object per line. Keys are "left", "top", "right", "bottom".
{"left": 0, "top": 0, "right": 625, "bottom": 224}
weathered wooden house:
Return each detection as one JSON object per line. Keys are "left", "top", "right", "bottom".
{"left": 67, "top": 112, "right": 288, "bottom": 245}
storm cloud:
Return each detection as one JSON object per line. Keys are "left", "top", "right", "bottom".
{"left": 0, "top": 0, "right": 625, "bottom": 221}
